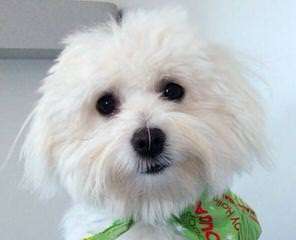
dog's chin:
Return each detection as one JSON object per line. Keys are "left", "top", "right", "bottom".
{"left": 102, "top": 165, "right": 203, "bottom": 224}
{"left": 79, "top": 154, "right": 204, "bottom": 223}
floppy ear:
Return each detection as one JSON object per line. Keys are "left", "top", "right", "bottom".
{"left": 21, "top": 98, "right": 57, "bottom": 198}
{"left": 20, "top": 26, "right": 111, "bottom": 198}
{"left": 201, "top": 44, "right": 267, "bottom": 194}
{"left": 20, "top": 30, "right": 85, "bottom": 198}
{"left": 209, "top": 43, "right": 266, "bottom": 156}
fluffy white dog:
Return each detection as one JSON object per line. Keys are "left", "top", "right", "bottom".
{"left": 22, "top": 7, "right": 264, "bottom": 240}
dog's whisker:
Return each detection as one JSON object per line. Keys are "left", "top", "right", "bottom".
{"left": 146, "top": 126, "right": 151, "bottom": 151}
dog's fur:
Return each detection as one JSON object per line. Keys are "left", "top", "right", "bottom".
{"left": 22, "top": 7, "right": 264, "bottom": 240}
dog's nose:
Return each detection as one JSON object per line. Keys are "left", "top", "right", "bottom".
{"left": 131, "top": 128, "right": 166, "bottom": 158}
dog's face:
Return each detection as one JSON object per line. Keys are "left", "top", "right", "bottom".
{"left": 23, "top": 8, "right": 264, "bottom": 222}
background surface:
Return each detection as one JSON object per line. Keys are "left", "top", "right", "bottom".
{"left": 1, "top": 1, "right": 295, "bottom": 239}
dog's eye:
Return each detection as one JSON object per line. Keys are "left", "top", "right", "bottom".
{"left": 162, "top": 82, "right": 185, "bottom": 101}
{"left": 96, "top": 94, "right": 118, "bottom": 116}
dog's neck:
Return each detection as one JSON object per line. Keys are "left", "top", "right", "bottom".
{"left": 86, "top": 188, "right": 204, "bottom": 224}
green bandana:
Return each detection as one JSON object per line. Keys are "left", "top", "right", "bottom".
{"left": 83, "top": 191, "right": 261, "bottom": 240}
{"left": 83, "top": 219, "right": 134, "bottom": 240}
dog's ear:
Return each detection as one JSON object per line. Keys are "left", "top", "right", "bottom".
{"left": 21, "top": 25, "right": 112, "bottom": 198}
{"left": 21, "top": 98, "right": 57, "bottom": 198}
{"left": 202, "top": 44, "right": 267, "bottom": 194}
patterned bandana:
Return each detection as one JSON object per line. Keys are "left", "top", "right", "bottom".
{"left": 83, "top": 191, "right": 261, "bottom": 240}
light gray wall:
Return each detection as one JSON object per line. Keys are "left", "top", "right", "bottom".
{"left": 0, "top": 1, "right": 118, "bottom": 58}
{"left": 0, "top": 60, "right": 69, "bottom": 239}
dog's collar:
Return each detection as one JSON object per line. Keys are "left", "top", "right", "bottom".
{"left": 83, "top": 191, "right": 261, "bottom": 240}
{"left": 83, "top": 218, "right": 134, "bottom": 240}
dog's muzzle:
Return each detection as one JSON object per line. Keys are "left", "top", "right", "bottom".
{"left": 131, "top": 127, "right": 171, "bottom": 174}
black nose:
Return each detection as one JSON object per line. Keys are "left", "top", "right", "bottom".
{"left": 131, "top": 128, "right": 166, "bottom": 158}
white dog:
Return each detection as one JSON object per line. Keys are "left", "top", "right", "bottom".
{"left": 22, "top": 7, "right": 264, "bottom": 240}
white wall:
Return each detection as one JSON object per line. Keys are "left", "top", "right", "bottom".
{"left": 1, "top": 1, "right": 295, "bottom": 239}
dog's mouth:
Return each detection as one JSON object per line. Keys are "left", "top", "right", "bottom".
{"left": 144, "top": 162, "right": 170, "bottom": 174}
{"left": 139, "top": 156, "right": 171, "bottom": 175}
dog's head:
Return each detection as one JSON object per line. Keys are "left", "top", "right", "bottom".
{"left": 22, "top": 7, "right": 264, "bottom": 222}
